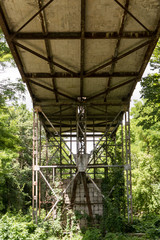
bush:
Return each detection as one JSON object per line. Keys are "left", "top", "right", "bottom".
{"left": 0, "top": 214, "right": 29, "bottom": 240}
{"left": 105, "top": 233, "right": 126, "bottom": 240}
{"left": 82, "top": 228, "right": 102, "bottom": 240}
{"left": 0, "top": 210, "right": 81, "bottom": 240}
{"left": 0, "top": 212, "right": 49, "bottom": 240}
{"left": 1, "top": 211, "right": 160, "bottom": 240}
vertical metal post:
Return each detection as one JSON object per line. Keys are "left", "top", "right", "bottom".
{"left": 39, "top": 120, "right": 42, "bottom": 216}
{"left": 32, "top": 109, "right": 39, "bottom": 224}
{"left": 70, "top": 120, "right": 72, "bottom": 178}
{"left": 114, "top": 136, "right": 117, "bottom": 163}
{"left": 125, "top": 111, "right": 133, "bottom": 223}
{"left": 93, "top": 120, "right": 96, "bottom": 179}
{"left": 121, "top": 121, "right": 126, "bottom": 217}
{"left": 105, "top": 105, "right": 108, "bottom": 178}
{"left": 60, "top": 106, "right": 62, "bottom": 178}
{"left": 32, "top": 110, "right": 35, "bottom": 220}
{"left": 75, "top": 104, "right": 93, "bottom": 217}
{"left": 53, "top": 168, "right": 55, "bottom": 183}
{"left": 45, "top": 135, "right": 49, "bottom": 214}
{"left": 76, "top": 105, "right": 87, "bottom": 155}
{"left": 105, "top": 134, "right": 108, "bottom": 178}
{"left": 121, "top": 121, "right": 124, "bottom": 163}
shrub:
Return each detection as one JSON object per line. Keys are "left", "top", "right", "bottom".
{"left": 82, "top": 228, "right": 102, "bottom": 240}
{"left": 0, "top": 214, "right": 29, "bottom": 240}
{"left": 0, "top": 212, "right": 49, "bottom": 240}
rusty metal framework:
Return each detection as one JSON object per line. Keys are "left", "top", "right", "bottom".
{"left": 0, "top": 0, "right": 159, "bottom": 226}
{"left": 0, "top": 0, "right": 159, "bottom": 113}
{"left": 32, "top": 106, "right": 133, "bottom": 223}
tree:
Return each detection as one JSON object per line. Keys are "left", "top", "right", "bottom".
{"left": 0, "top": 78, "right": 25, "bottom": 107}
{"left": 130, "top": 40, "right": 160, "bottom": 214}
{"left": 0, "top": 28, "right": 13, "bottom": 68}
{"left": 131, "top": 101, "right": 160, "bottom": 214}
{"left": 0, "top": 30, "right": 32, "bottom": 212}
{"left": 0, "top": 28, "right": 25, "bottom": 107}
{"left": 0, "top": 104, "right": 33, "bottom": 212}
{"left": 150, "top": 40, "right": 160, "bottom": 71}
{"left": 138, "top": 40, "right": 160, "bottom": 128}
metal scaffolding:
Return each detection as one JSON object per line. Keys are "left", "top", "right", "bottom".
{"left": 32, "top": 106, "right": 133, "bottom": 224}
{"left": 1, "top": 0, "right": 159, "bottom": 228}
{"left": 125, "top": 111, "right": 133, "bottom": 223}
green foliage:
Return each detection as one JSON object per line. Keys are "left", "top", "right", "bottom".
{"left": 130, "top": 215, "right": 160, "bottom": 240}
{"left": 0, "top": 28, "right": 14, "bottom": 68}
{"left": 82, "top": 228, "right": 102, "bottom": 240}
{"left": 4, "top": 212, "right": 160, "bottom": 240}
{"left": 0, "top": 78, "right": 25, "bottom": 107}
{"left": 131, "top": 41, "right": 160, "bottom": 214}
{"left": 150, "top": 39, "right": 160, "bottom": 70}
{"left": 136, "top": 41, "right": 160, "bottom": 128}
{"left": 0, "top": 211, "right": 83, "bottom": 240}
{"left": 100, "top": 134, "right": 125, "bottom": 233}
{"left": 101, "top": 193, "right": 126, "bottom": 233}
{"left": 0, "top": 105, "right": 33, "bottom": 213}
{"left": 0, "top": 29, "right": 25, "bottom": 107}
{"left": 0, "top": 212, "right": 50, "bottom": 240}
{"left": 131, "top": 101, "right": 160, "bottom": 214}
{"left": 105, "top": 233, "right": 127, "bottom": 240}
{"left": 104, "top": 232, "right": 146, "bottom": 240}
{"left": 138, "top": 73, "right": 160, "bottom": 129}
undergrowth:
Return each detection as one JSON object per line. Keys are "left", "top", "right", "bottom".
{"left": 1, "top": 210, "right": 160, "bottom": 240}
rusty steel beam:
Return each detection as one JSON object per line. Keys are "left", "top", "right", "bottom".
{"left": 81, "top": 173, "right": 93, "bottom": 218}
{"left": 80, "top": 0, "right": 85, "bottom": 98}
{"left": 71, "top": 172, "right": 79, "bottom": 207}
{"left": 46, "top": 123, "right": 117, "bottom": 128}
{"left": 50, "top": 106, "right": 73, "bottom": 116}
{"left": 46, "top": 114, "right": 118, "bottom": 119}
{"left": 34, "top": 100, "right": 127, "bottom": 106}
{"left": 114, "top": 0, "right": 150, "bottom": 32}
{"left": 24, "top": 71, "right": 139, "bottom": 78}
{"left": 86, "top": 173, "right": 105, "bottom": 199}
{"left": 11, "top": 0, "right": 55, "bottom": 40}
{"left": 106, "top": 0, "right": 129, "bottom": 101}
{"left": 128, "top": 20, "right": 160, "bottom": 102}
{"left": 62, "top": 134, "right": 103, "bottom": 137}
{"left": 38, "top": 164, "right": 125, "bottom": 168}
{"left": 0, "top": 5, "right": 36, "bottom": 102}
{"left": 13, "top": 41, "right": 77, "bottom": 75}
{"left": 45, "top": 119, "right": 117, "bottom": 126}
{"left": 45, "top": 122, "right": 117, "bottom": 128}
{"left": 89, "top": 105, "right": 108, "bottom": 114}
{"left": 86, "top": 77, "right": 137, "bottom": 101}
{"left": 46, "top": 119, "right": 118, "bottom": 126}
{"left": 88, "top": 111, "right": 123, "bottom": 165}
{"left": 45, "top": 116, "right": 119, "bottom": 121}
{"left": 38, "top": 0, "right": 58, "bottom": 102}
{"left": 27, "top": 79, "right": 77, "bottom": 102}
{"left": 85, "top": 39, "right": 153, "bottom": 77}
{"left": 12, "top": 31, "right": 154, "bottom": 39}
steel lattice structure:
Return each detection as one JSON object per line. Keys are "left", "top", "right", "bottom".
{"left": 0, "top": 0, "right": 160, "bottom": 225}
